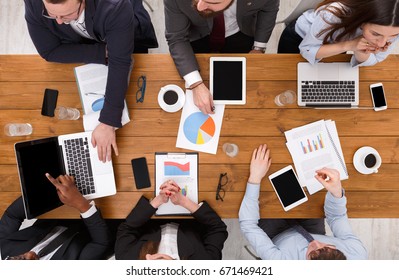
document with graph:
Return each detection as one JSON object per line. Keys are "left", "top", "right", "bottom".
{"left": 74, "top": 63, "right": 130, "bottom": 131}
{"left": 154, "top": 152, "right": 198, "bottom": 215}
{"left": 285, "top": 120, "right": 348, "bottom": 195}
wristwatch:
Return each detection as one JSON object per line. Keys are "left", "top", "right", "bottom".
{"left": 252, "top": 46, "right": 266, "bottom": 53}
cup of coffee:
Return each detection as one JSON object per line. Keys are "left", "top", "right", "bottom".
{"left": 158, "top": 85, "right": 185, "bottom": 113}
{"left": 353, "top": 146, "right": 382, "bottom": 174}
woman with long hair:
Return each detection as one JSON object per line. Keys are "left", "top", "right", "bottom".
{"left": 278, "top": 0, "right": 399, "bottom": 66}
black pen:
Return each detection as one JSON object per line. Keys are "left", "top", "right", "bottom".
{"left": 85, "top": 92, "right": 105, "bottom": 96}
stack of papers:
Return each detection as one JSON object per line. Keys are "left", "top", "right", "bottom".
{"left": 74, "top": 64, "right": 130, "bottom": 131}
{"left": 285, "top": 120, "right": 348, "bottom": 194}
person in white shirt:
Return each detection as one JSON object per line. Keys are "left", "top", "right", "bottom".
{"left": 278, "top": 0, "right": 399, "bottom": 67}
{"left": 239, "top": 144, "right": 368, "bottom": 260}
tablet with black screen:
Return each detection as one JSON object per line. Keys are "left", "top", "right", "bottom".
{"left": 268, "top": 165, "right": 308, "bottom": 211}
{"left": 210, "top": 57, "right": 246, "bottom": 104}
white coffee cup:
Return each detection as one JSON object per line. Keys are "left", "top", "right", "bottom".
{"left": 158, "top": 85, "right": 185, "bottom": 113}
{"left": 353, "top": 146, "right": 382, "bottom": 174}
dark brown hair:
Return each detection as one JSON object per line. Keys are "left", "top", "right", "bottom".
{"left": 309, "top": 247, "right": 347, "bottom": 260}
{"left": 316, "top": 0, "right": 399, "bottom": 43}
{"left": 45, "top": 0, "right": 83, "bottom": 4}
{"left": 138, "top": 241, "right": 160, "bottom": 260}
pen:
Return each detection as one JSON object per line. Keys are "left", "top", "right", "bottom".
{"left": 85, "top": 92, "right": 105, "bottom": 96}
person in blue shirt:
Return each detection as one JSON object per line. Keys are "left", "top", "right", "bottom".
{"left": 278, "top": 0, "right": 399, "bottom": 67}
{"left": 239, "top": 144, "right": 368, "bottom": 260}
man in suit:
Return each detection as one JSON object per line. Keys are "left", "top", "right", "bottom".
{"left": 115, "top": 180, "right": 228, "bottom": 260}
{"left": 164, "top": 0, "right": 280, "bottom": 114}
{"left": 239, "top": 144, "right": 368, "bottom": 260}
{"left": 0, "top": 173, "right": 113, "bottom": 260}
{"left": 24, "top": 0, "right": 158, "bottom": 162}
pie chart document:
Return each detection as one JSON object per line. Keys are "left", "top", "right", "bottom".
{"left": 176, "top": 90, "right": 225, "bottom": 154}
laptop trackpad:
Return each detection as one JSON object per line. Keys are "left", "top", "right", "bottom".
{"left": 92, "top": 159, "right": 113, "bottom": 175}
{"left": 318, "top": 65, "right": 339, "bottom": 80}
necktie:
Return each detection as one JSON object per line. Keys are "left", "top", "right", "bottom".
{"left": 209, "top": 13, "right": 225, "bottom": 52}
{"left": 37, "top": 227, "right": 76, "bottom": 258}
{"left": 292, "top": 224, "right": 315, "bottom": 243}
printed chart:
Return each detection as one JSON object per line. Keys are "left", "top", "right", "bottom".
{"left": 183, "top": 112, "right": 216, "bottom": 145}
{"left": 164, "top": 161, "right": 190, "bottom": 176}
{"left": 300, "top": 133, "right": 325, "bottom": 154}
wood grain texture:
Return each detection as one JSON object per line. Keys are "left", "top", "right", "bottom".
{"left": 1, "top": 54, "right": 399, "bottom": 218}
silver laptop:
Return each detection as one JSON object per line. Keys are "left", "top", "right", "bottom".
{"left": 297, "top": 62, "right": 359, "bottom": 107}
{"left": 15, "top": 131, "right": 116, "bottom": 219}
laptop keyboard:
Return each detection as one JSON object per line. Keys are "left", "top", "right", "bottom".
{"left": 63, "top": 137, "right": 95, "bottom": 195}
{"left": 301, "top": 81, "right": 356, "bottom": 103}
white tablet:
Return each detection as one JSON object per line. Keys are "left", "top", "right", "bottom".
{"left": 268, "top": 165, "right": 308, "bottom": 211}
{"left": 210, "top": 57, "right": 246, "bottom": 105}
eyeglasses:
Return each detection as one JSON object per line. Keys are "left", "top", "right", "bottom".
{"left": 216, "top": 173, "right": 228, "bottom": 201}
{"left": 136, "top": 75, "right": 147, "bottom": 103}
{"left": 42, "top": 0, "right": 83, "bottom": 22}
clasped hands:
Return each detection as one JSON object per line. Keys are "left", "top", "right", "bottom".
{"left": 150, "top": 180, "right": 184, "bottom": 208}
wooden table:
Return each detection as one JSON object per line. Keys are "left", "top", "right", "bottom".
{"left": 1, "top": 54, "right": 399, "bottom": 219}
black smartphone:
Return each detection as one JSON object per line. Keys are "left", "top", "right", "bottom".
{"left": 41, "top": 88, "right": 59, "bottom": 117}
{"left": 131, "top": 157, "right": 151, "bottom": 189}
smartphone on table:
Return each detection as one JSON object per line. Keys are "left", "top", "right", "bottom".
{"left": 370, "top": 83, "right": 387, "bottom": 111}
{"left": 131, "top": 157, "right": 151, "bottom": 189}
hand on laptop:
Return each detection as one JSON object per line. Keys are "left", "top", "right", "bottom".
{"left": 91, "top": 123, "right": 118, "bottom": 163}
{"left": 46, "top": 173, "right": 91, "bottom": 213}
{"left": 192, "top": 83, "right": 215, "bottom": 115}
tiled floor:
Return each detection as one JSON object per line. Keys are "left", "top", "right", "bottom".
{"left": 1, "top": 0, "right": 398, "bottom": 259}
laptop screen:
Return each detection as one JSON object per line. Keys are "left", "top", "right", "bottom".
{"left": 15, "top": 137, "right": 64, "bottom": 219}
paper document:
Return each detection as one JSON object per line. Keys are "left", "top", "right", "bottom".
{"left": 176, "top": 90, "right": 224, "bottom": 154}
{"left": 155, "top": 152, "right": 198, "bottom": 215}
{"left": 74, "top": 63, "right": 130, "bottom": 131}
{"left": 285, "top": 120, "right": 348, "bottom": 194}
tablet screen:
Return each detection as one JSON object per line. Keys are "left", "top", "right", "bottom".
{"left": 210, "top": 58, "right": 246, "bottom": 104}
{"left": 270, "top": 168, "right": 306, "bottom": 208}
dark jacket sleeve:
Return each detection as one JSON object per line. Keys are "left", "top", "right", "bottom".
{"left": 114, "top": 196, "right": 156, "bottom": 259}
{"left": 191, "top": 201, "right": 228, "bottom": 259}
{"left": 0, "top": 197, "right": 26, "bottom": 240}
{"left": 77, "top": 209, "right": 114, "bottom": 260}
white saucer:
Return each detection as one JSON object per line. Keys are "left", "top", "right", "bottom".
{"left": 158, "top": 85, "right": 185, "bottom": 113}
{"left": 353, "top": 146, "right": 380, "bottom": 174}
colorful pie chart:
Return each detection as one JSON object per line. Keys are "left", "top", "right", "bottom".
{"left": 183, "top": 112, "right": 216, "bottom": 145}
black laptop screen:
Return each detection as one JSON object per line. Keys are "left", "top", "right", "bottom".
{"left": 15, "top": 137, "right": 64, "bottom": 219}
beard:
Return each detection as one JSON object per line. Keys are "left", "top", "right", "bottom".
{"left": 191, "top": 0, "right": 234, "bottom": 18}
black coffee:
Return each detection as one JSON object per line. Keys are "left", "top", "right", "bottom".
{"left": 163, "top": 90, "right": 178, "bottom": 105}
{"left": 364, "top": 154, "right": 377, "bottom": 168}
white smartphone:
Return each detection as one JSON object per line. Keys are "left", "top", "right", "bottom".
{"left": 268, "top": 165, "right": 308, "bottom": 211}
{"left": 370, "top": 83, "right": 387, "bottom": 111}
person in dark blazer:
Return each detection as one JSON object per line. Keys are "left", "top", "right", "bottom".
{"left": 24, "top": 0, "right": 158, "bottom": 163}
{"left": 115, "top": 180, "right": 228, "bottom": 260}
{"left": 164, "top": 0, "right": 280, "bottom": 115}
{"left": 0, "top": 174, "right": 113, "bottom": 260}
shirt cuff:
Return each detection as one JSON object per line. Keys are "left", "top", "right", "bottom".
{"left": 183, "top": 71, "right": 202, "bottom": 88}
{"left": 81, "top": 201, "right": 97, "bottom": 218}
{"left": 253, "top": 41, "right": 267, "bottom": 48}
{"left": 245, "top": 182, "right": 261, "bottom": 199}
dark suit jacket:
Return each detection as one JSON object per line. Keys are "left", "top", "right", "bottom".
{"left": 115, "top": 196, "right": 228, "bottom": 259}
{"left": 164, "top": 0, "right": 280, "bottom": 77}
{"left": 24, "top": 0, "right": 157, "bottom": 127}
{"left": 0, "top": 197, "right": 113, "bottom": 260}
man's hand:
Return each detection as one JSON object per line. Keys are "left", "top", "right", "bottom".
{"left": 314, "top": 168, "right": 343, "bottom": 198}
{"left": 91, "top": 123, "right": 118, "bottom": 162}
{"left": 248, "top": 144, "right": 272, "bottom": 184}
{"left": 45, "top": 173, "right": 90, "bottom": 213}
{"left": 192, "top": 83, "right": 215, "bottom": 115}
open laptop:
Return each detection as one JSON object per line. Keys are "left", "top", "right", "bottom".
{"left": 297, "top": 62, "right": 359, "bottom": 107}
{"left": 15, "top": 131, "right": 116, "bottom": 219}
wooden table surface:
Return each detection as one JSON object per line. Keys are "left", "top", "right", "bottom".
{"left": 1, "top": 54, "right": 399, "bottom": 219}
